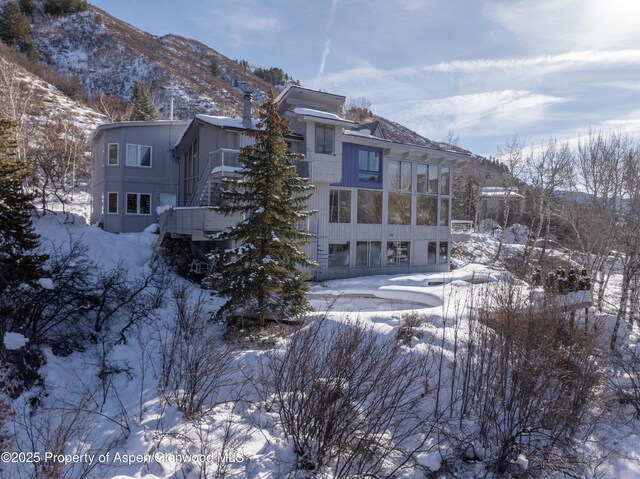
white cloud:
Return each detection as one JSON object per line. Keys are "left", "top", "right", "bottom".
{"left": 396, "top": 0, "right": 429, "bottom": 11}
{"left": 391, "top": 90, "right": 567, "bottom": 136}
{"left": 318, "top": 39, "right": 332, "bottom": 77}
{"left": 486, "top": 0, "right": 640, "bottom": 52}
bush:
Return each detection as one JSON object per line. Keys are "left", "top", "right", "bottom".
{"left": 450, "top": 280, "right": 604, "bottom": 476}
{"left": 266, "top": 318, "right": 433, "bottom": 475}
{"left": 159, "top": 286, "right": 236, "bottom": 418}
{"left": 43, "top": 0, "right": 88, "bottom": 16}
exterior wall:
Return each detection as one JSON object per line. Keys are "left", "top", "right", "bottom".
{"left": 91, "top": 121, "right": 188, "bottom": 233}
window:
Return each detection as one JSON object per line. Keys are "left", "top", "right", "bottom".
{"left": 329, "top": 189, "right": 351, "bottom": 223}
{"left": 440, "top": 197, "right": 450, "bottom": 226}
{"left": 439, "top": 242, "right": 449, "bottom": 264}
{"left": 315, "top": 124, "right": 335, "bottom": 154}
{"left": 126, "top": 193, "right": 151, "bottom": 215}
{"left": 417, "top": 164, "right": 438, "bottom": 194}
{"left": 417, "top": 196, "right": 438, "bottom": 226}
{"left": 388, "top": 160, "right": 412, "bottom": 192}
{"left": 440, "top": 166, "right": 450, "bottom": 195}
{"left": 387, "top": 241, "right": 410, "bottom": 265}
{"left": 356, "top": 241, "right": 382, "bottom": 267}
{"left": 328, "top": 242, "right": 350, "bottom": 268}
{"left": 358, "top": 150, "right": 382, "bottom": 182}
{"left": 108, "top": 143, "right": 119, "bottom": 166}
{"left": 107, "top": 192, "right": 118, "bottom": 214}
{"left": 357, "top": 189, "right": 382, "bottom": 224}
{"left": 388, "top": 193, "right": 411, "bottom": 224}
{"left": 428, "top": 241, "right": 437, "bottom": 264}
{"left": 126, "top": 144, "right": 152, "bottom": 167}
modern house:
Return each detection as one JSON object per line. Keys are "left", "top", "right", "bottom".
{"left": 478, "top": 186, "right": 525, "bottom": 226}
{"left": 91, "top": 86, "right": 472, "bottom": 280}
{"left": 90, "top": 120, "right": 188, "bottom": 233}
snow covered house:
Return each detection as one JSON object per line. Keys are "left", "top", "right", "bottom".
{"left": 161, "top": 86, "right": 470, "bottom": 280}
{"left": 91, "top": 120, "right": 189, "bottom": 233}
{"left": 91, "top": 86, "right": 471, "bottom": 280}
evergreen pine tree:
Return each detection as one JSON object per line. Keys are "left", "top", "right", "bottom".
{"left": 129, "top": 82, "right": 157, "bottom": 121}
{"left": 0, "top": 118, "right": 45, "bottom": 292}
{"left": 211, "top": 90, "right": 315, "bottom": 327}
{"left": 0, "top": 2, "right": 33, "bottom": 52}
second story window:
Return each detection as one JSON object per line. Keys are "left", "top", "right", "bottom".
{"left": 315, "top": 124, "right": 335, "bottom": 154}
{"left": 108, "top": 144, "right": 119, "bottom": 166}
{"left": 126, "top": 144, "right": 152, "bottom": 167}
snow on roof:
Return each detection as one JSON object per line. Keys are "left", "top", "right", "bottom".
{"left": 480, "top": 187, "right": 524, "bottom": 198}
{"left": 195, "top": 114, "right": 260, "bottom": 129}
{"left": 293, "top": 107, "right": 353, "bottom": 123}
{"left": 344, "top": 128, "right": 376, "bottom": 139}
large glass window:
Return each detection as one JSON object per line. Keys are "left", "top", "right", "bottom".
{"left": 315, "top": 124, "right": 335, "bottom": 154}
{"left": 428, "top": 241, "right": 437, "bottom": 264}
{"left": 358, "top": 150, "right": 381, "bottom": 183}
{"left": 108, "top": 144, "right": 119, "bottom": 166}
{"left": 356, "top": 241, "right": 382, "bottom": 267}
{"left": 126, "top": 144, "right": 152, "bottom": 167}
{"left": 328, "top": 242, "right": 350, "bottom": 268}
{"left": 417, "top": 196, "right": 438, "bottom": 225}
{"left": 126, "top": 193, "right": 151, "bottom": 215}
{"left": 388, "top": 193, "right": 411, "bottom": 225}
{"left": 417, "top": 164, "right": 438, "bottom": 194}
{"left": 387, "top": 241, "right": 410, "bottom": 265}
{"left": 440, "top": 166, "right": 450, "bottom": 195}
{"left": 107, "top": 192, "right": 118, "bottom": 214}
{"left": 388, "top": 160, "right": 412, "bottom": 192}
{"left": 329, "top": 189, "right": 351, "bottom": 223}
{"left": 439, "top": 242, "right": 449, "bottom": 264}
{"left": 440, "top": 197, "right": 450, "bottom": 226}
{"left": 357, "top": 190, "right": 382, "bottom": 224}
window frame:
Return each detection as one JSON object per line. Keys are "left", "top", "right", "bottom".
{"left": 328, "top": 241, "right": 350, "bottom": 268}
{"left": 358, "top": 150, "right": 382, "bottom": 183}
{"left": 329, "top": 189, "right": 351, "bottom": 224}
{"left": 356, "top": 241, "right": 382, "bottom": 267}
{"left": 315, "top": 124, "right": 335, "bottom": 155}
{"left": 357, "top": 189, "right": 383, "bottom": 224}
{"left": 125, "top": 192, "right": 152, "bottom": 215}
{"left": 126, "top": 144, "right": 152, "bottom": 168}
{"left": 387, "top": 192, "right": 412, "bottom": 225}
{"left": 108, "top": 143, "right": 119, "bottom": 166}
{"left": 386, "top": 241, "right": 410, "bottom": 266}
{"left": 107, "top": 192, "right": 118, "bottom": 214}
{"left": 439, "top": 241, "right": 449, "bottom": 264}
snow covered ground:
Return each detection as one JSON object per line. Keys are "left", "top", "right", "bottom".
{"left": 2, "top": 204, "right": 640, "bottom": 478}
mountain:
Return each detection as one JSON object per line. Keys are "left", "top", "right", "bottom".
{"left": 21, "top": 1, "right": 280, "bottom": 120}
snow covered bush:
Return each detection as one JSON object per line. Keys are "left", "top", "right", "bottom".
{"left": 159, "top": 286, "right": 236, "bottom": 418}
{"left": 266, "top": 318, "right": 434, "bottom": 476}
{"left": 449, "top": 280, "right": 604, "bottom": 476}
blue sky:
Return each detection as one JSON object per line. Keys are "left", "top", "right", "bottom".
{"left": 91, "top": 0, "right": 640, "bottom": 157}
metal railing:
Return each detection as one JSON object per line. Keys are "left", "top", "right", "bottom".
{"left": 451, "top": 220, "right": 474, "bottom": 233}
{"left": 188, "top": 149, "right": 241, "bottom": 207}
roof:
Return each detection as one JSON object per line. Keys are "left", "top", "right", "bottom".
{"left": 92, "top": 120, "right": 189, "bottom": 142}
{"left": 480, "top": 187, "right": 525, "bottom": 198}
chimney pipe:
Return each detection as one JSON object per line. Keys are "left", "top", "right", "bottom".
{"left": 169, "top": 98, "right": 174, "bottom": 121}
{"left": 242, "top": 91, "right": 252, "bottom": 129}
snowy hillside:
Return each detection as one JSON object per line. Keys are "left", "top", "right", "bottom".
{"left": 23, "top": 2, "right": 276, "bottom": 120}
{"left": 2, "top": 205, "right": 640, "bottom": 478}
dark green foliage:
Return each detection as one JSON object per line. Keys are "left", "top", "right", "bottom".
{"left": 129, "top": 82, "right": 157, "bottom": 121}
{"left": 453, "top": 174, "right": 477, "bottom": 221}
{"left": 0, "top": 119, "right": 45, "bottom": 292}
{"left": 208, "top": 57, "right": 219, "bottom": 77}
{"left": 18, "top": 0, "right": 34, "bottom": 16}
{"left": 253, "top": 66, "right": 285, "bottom": 86}
{"left": 211, "top": 91, "right": 315, "bottom": 326}
{"left": 43, "top": 0, "right": 88, "bottom": 15}
{"left": 0, "top": 2, "right": 33, "bottom": 52}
